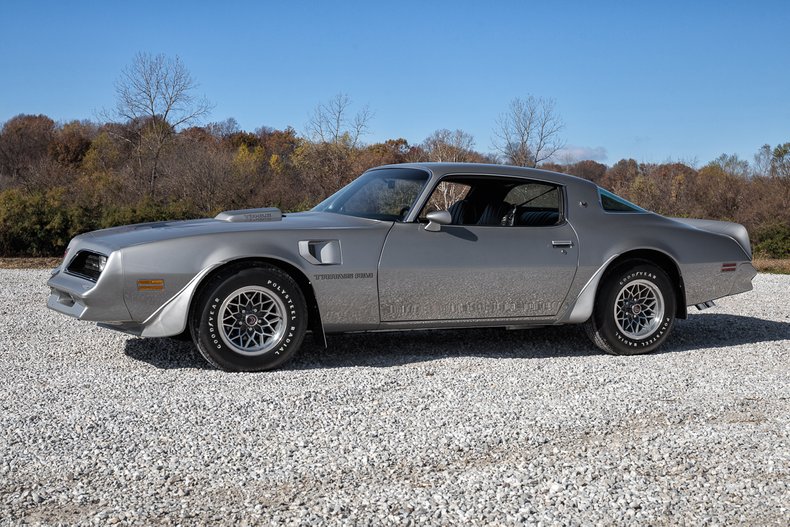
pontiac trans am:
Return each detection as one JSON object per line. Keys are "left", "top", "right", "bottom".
{"left": 47, "top": 163, "right": 756, "bottom": 371}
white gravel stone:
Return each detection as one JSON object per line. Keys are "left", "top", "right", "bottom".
{"left": 0, "top": 270, "right": 788, "bottom": 525}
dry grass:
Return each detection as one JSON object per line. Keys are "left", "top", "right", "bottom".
{"left": 3, "top": 256, "right": 790, "bottom": 274}
{"left": 753, "top": 258, "right": 790, "bottom": 274}
{"left": 0, "top": 257, "right": 62, "bottom": 269}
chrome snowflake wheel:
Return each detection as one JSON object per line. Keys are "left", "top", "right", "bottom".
{"left": 613, "top": 279, "right": 665, "bottom": 339}
{"left": 218, "top": 285, "right": 286, "bottom": 355}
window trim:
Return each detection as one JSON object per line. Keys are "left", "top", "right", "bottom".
{"left": 412, "top": 173, "right": 568, "bottom": 228}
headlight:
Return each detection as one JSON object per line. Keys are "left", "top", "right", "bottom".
{"left": 85, "top": 254, "right": 107, "bottom": 273}
{"left": 66, "top": 251, "right": 109, "bottom": 281}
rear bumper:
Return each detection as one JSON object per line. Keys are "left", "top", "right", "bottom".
{"left": 730, "top": 262, "right": 757, "bottom": 296}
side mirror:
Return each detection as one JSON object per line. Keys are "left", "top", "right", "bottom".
{"left": 425, "top": 210, "right": 452, "bottom": 232}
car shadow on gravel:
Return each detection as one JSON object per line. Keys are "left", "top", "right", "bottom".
{"left": 124, "top": 337, "right": 213, "bottom": 370}
{"left": 123, "top": 326, "right": 597, "bottom": 370}
{"left": 663, "top": 313, "right": 790, "bottom": 353}
{"left": 123, "top": 313, "right": 789, "bottom": 370}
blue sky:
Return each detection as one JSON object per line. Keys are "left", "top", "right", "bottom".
{"left": 1, "top": 1, "right": 788, "bottom": 165}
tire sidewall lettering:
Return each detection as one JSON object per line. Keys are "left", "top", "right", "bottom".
{"left": 196, "top": 267, "right": 307, "bottom": 370}
{"left": 618, "top": 271, "right": 657, "bottom": 288}
{"left": 600, "top": 265, "right": 676, "bottom": 355}
{"left": 613, "top": 316, "right": 671, "bottom": 348}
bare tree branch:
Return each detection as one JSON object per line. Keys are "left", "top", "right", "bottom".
{"left": 422, "top": 129, "right": 476, "bottom": 162}
{"left": 111, "top": 53, "right": 213, "bottom": 195}
{"left": 306, "top": 93, "right": 372, "bottom": 148}
{"left": 492, "top": 96, "right": 565, "bottom": 167}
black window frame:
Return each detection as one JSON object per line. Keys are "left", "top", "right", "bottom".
{"left": 415, "top": 174, "right": 567, "bottom": 227}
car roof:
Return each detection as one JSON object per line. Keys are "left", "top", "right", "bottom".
{"left": 371, "top": 162, "right": 595, "bottom": 188}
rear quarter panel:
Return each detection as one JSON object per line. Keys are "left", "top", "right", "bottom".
{"left": 563, "top": 184, "right": 751, "bottom": 308}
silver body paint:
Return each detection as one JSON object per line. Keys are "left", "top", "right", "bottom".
{"left": 47, "top": 163, "right": 756, "bottom": 340}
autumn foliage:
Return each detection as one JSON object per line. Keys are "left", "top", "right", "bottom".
{"left": 0, "top": 112, "right": 788, "bottom": 258}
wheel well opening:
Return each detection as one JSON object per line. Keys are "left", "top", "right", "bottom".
{"left": 190, "top": 257, "right": 324, "bottom": 341}
{"left": 604, "top": 250, "right": 687, "bottom": 319}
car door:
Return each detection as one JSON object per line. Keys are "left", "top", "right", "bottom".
{"left": 377, "top": 181, "right": 579, "bottom": 323}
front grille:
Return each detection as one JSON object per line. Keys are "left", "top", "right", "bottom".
{"left": 66, "top": 251, "right": 108, "bottom": 281}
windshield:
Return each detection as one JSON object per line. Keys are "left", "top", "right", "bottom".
{"left": 312, "top": 168, "right": 429, "bottom": 221}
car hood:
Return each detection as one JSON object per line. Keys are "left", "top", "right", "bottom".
{"left": 72, "top": 211, "right": 388, "bottom": 251}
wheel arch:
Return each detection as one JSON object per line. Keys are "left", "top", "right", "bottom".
{"left": 190, "top": 256, "right": 326, "bottom": 346}
{"left": 601, "top": 249, "right": 687, "bottom": 319}
{"left": 566, "top": 248, "right": 687, "bottom": 323}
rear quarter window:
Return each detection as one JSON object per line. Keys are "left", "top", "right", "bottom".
{"left": 598, "top": 188, "right": 645, "bottom": 213}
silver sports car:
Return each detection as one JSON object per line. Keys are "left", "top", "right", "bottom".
{"left": 47, "top": 163, "right": 756, "bottom": 371}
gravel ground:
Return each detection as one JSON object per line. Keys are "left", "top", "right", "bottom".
{"left": 0, "top": 270, "right": 788, "bottom": 526}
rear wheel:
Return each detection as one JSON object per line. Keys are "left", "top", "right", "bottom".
{"left": 190, "top": 264, "right": 307, "bottom": 371}
{"left": 585, "top": 262, "right": 676, "bottom": 355}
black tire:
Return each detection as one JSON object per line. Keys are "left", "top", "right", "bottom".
{"left": 190, "top": 263, "right": 307, "bottom": 371}
{"left": 584, "top": 262, "right": 676, "bottom": 356}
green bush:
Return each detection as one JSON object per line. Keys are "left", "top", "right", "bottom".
{"left": 98, "top": 198, "right": 196, "bottom": 229}
{"left": 754, "top": 224, "right": 790, "bottom": 259}
{"left": 0, "top": 188, "right": 200, "bottom": 256}
{"left": 0, "top": 189, "right": 74, "bottom": 256}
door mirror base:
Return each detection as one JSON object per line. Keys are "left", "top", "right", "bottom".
{"left": 425, "top": 210, "right": 452, "bottom": 232}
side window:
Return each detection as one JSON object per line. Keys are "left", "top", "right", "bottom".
{"left": 420, "top": 177, "right": 562, "bottom": 227}
{"left": 420, "top": 181, "right": 471, "bottom": 218}
{"left": 504, "top": 183, "right": 559, "bottom": 209}
{"left": 503, "top": 183, "right": 561, "bottom": 227}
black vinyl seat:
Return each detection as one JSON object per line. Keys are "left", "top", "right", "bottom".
{"left": 477, "top": 202, "right": 509, "bottom": 225}
{"left": 447, "top": 201, "right": 559, "bottom": 227}
{"left": 516, "top": 210, "right": 560, "bottom": 226}
{"left": 447, "top": 200, "right": 476, "bottom": 225}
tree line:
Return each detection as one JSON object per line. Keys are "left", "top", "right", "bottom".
{"left": 0, "top": 53, "right": 788, "bottom": 258}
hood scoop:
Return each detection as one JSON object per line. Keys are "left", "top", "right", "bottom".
{"left": 215, "top": 207, "right": 283, "bottom": 223}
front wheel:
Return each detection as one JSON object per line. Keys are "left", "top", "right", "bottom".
{"left": 585, "top": 262, "right": 676, "bottom": 355}
{"left": 190, "top": 264, "right": 307, "bottom": 371}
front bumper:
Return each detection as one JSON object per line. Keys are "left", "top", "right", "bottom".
{"left": 47, "top": 254, "right": 211, "bottom": 339}
{"left": 47, "top": 273, "right": 90, "bottom": 319}
{"left": 47, "top": 250, "right": 133, "bottom": 323}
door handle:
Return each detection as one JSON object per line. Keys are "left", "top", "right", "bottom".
{"left": 552, "top": 240, "right": 573, "bottom": 248}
